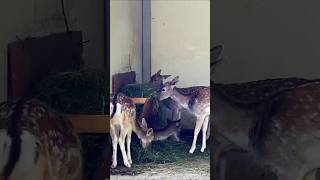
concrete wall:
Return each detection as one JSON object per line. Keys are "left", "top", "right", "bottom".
{"left": 110, "top": 0, "right": 142, "bottom": 92}
{"left": 212, "top": 0, "right": 320, "bottom": 83}
{"left": 0, "top": 0, "right": 105, "bottom": 102}
{"left": 151, "top": 0, "right": 210, "bottom": 87}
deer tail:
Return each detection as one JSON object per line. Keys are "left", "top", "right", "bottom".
{"left": 1, "top": 98, "right": 27, "bottom": 180}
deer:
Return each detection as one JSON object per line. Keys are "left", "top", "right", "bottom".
{"left": 110, "top": 93, "right": 154, "bottom": 168}
{"left": 211, "top": 45, "right": 320, "bottom": 180}
{"left": 159, "top": 77, "right": 210, "bottom": 154}
{"left": 150, "top": 69, "right": 182, "bottom": 122}
{"left": 153, "top": 118, "right": 182, "bottom": 142}
{"left": 0, "top": 98, "right": 82, "bottom": 180}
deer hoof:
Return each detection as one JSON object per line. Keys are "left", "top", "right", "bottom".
{"left": 111, "top": 163, "right": 117, "bottom": 169}
{"left": 201, "top": 147, "right": 206, "bottom": 152}
{"left": 124, "top": 161, "right": 131, "bottom": 168}
{"left": 189, "top": 148, "right": 195, "bottom": 154}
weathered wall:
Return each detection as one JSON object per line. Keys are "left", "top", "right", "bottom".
{"left": 151, "top": 0, "right": 210, "bottom": 87}
{"left": 212, "top": 0, "right": 320, "bottom": 83}
{"left": 110, "top": 0, "right": 142, "bottom": 92}
{"left": 0, "top": 0, "right": 105, "bottom": 102}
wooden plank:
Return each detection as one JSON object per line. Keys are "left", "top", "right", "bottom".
{"left": 67, "top": 114, "right": 109, "bottom": 133}
{"left": 8, "top": 31, "right": 83, "bottom": 101}
{"left": 131, "top": 97, "right": 147, "bottom": 104}
{"left": 112, "top": 71, "right": 136, "bottom": 94}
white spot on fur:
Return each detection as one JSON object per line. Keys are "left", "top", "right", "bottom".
{"left": 113, "top": 103, "right": 122, "bottom": 116}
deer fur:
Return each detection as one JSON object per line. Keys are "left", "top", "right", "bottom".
{"left": 0, "top": 98, "right": 82, "bottom": 180}
{"left": 159, "top": 77, "right": 210, "bottom": 154}
{"left": 153, "top": 119, "right": 182, "bottom": 142}
{"left": 110, "top": 93, "right": 154, "bottom": 168}
{"left": 211, "top": 45, "right": 320, "bottom": 180}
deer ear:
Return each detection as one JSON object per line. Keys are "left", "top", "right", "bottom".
{"left": 162, "top": 75, "right": 171, "bottom": 79}
{"left": 211, "top": 45, "right": 223, "bottom": 61}
{"left": 156, "top": 69, "right": 162, "bottom": 75}
{"left": 140, "top": 118, "right": 148, "bottom": 130}
{"left": 147, "top": 128, "right": 154, "bottom": 135}
{"left": 171, "top": 76, "right": 179, "bottom": 85}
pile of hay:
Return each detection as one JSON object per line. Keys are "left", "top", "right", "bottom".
{"left": 33, "top": 70, "right": 109, "bottom": 115}
{"left": 115, "top": 134, "right": 209, "bottom": 165}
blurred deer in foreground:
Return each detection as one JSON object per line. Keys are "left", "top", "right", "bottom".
{"left": 211, "top": 45, "right": 320, "bottom": 180}
{"left": 0, "top": 98, "right": 82, "bottom": 180}
{"left": 159, "top": 77, "right": 210, "bottom": 154}
{"left": 110, "top": 93, "right": 154, "bottom": 168}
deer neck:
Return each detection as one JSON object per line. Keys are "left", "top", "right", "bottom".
{"left": 171, "top": 88, "right": 191, "bottom": 109}
{"left": 131, "top": 119, "right": 147, "bottom": 140}
{"left": 213, "top": 92, "right": 258, "bottom": 149}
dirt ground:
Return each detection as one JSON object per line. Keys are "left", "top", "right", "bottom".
{"left": 110, "top": 157, "right": 209, "bottom": 180}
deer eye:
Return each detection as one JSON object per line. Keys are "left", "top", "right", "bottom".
{"left": 162, "top": 88, "right": 165, "bottom": 91}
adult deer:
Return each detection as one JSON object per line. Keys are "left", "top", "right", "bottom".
{"left": 211, "top": 45, "right": 320, "bottom": 180}
{"left": 159, "top": 77, "right": 210, "bottom": 154}
{"left": 0, "top": 98, "right": 82, "bottom": 180}
{"left": 110, "top": 93, "right": 154, "bottom": 168}
{"left": 150, "top": 69, "right": 171, "bottom": 88}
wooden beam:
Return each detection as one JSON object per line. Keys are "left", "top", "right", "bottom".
{"left": 67, "top": 114, "right": 109, "bottom": 134}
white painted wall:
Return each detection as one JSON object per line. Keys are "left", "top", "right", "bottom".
{"left": 73, "top": 0, "right": 105, "bottom": 70}
{"left": 0, "top": 0, "right": 105, "bottom": 102}
{"left": 110, "top": 0, "right": 142, "bottom": 92}
{"left": 212, "top": 0, "right": 320, "bottom": 83}
{"left": 151, "top": 0, "right": 210, "bottom": 87}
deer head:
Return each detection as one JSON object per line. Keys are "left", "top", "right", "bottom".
{"left": 150, "top": 69, "right": 171, "bottom": 87}
{"left": 138, "top": 118, "right": 154, "bottom": 148}
{"left": 159, "top": 76, "right": 179, "bottom": 101}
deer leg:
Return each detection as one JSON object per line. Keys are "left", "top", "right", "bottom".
{"left": 201, "top": 115, "right": 210, "bottom": 152}
{"left": 172, "top": 132, "right": 180, "bottom": 142}
{"left": 189, "top": 117, "right": 205, "bottom": 154}
{"left": 119, "top": 129, "right": 130, "bottom": 168}
{"left": 110, "top": 127, "right": 118, "bottom": 168}
{"left": 206, "top": 119, "right": 210, "bottom": 140}
{"left": 126, "top": 130, "right": 132, "bottom": 164}
{"left": 218, "top": 155, "right": 228, "bottom": 180}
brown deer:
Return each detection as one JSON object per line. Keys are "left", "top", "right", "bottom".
{"left": 211, "top": 45, "right": 320, "bottom": 180}
{"left": 159, "top": 77, "right": 210, "bottom": 154}
{"left": 110, "top": 93, "right": 154, "bottom": 168}
{"left": 150, "top": 69, "right": 171, "bottom": 88}
{"left": 0, "top": 98, "right": 82, "bottom": 180}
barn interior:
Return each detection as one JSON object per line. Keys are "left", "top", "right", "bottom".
{"left": 110, "top": 0, "right": 210, "bottom": 179}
